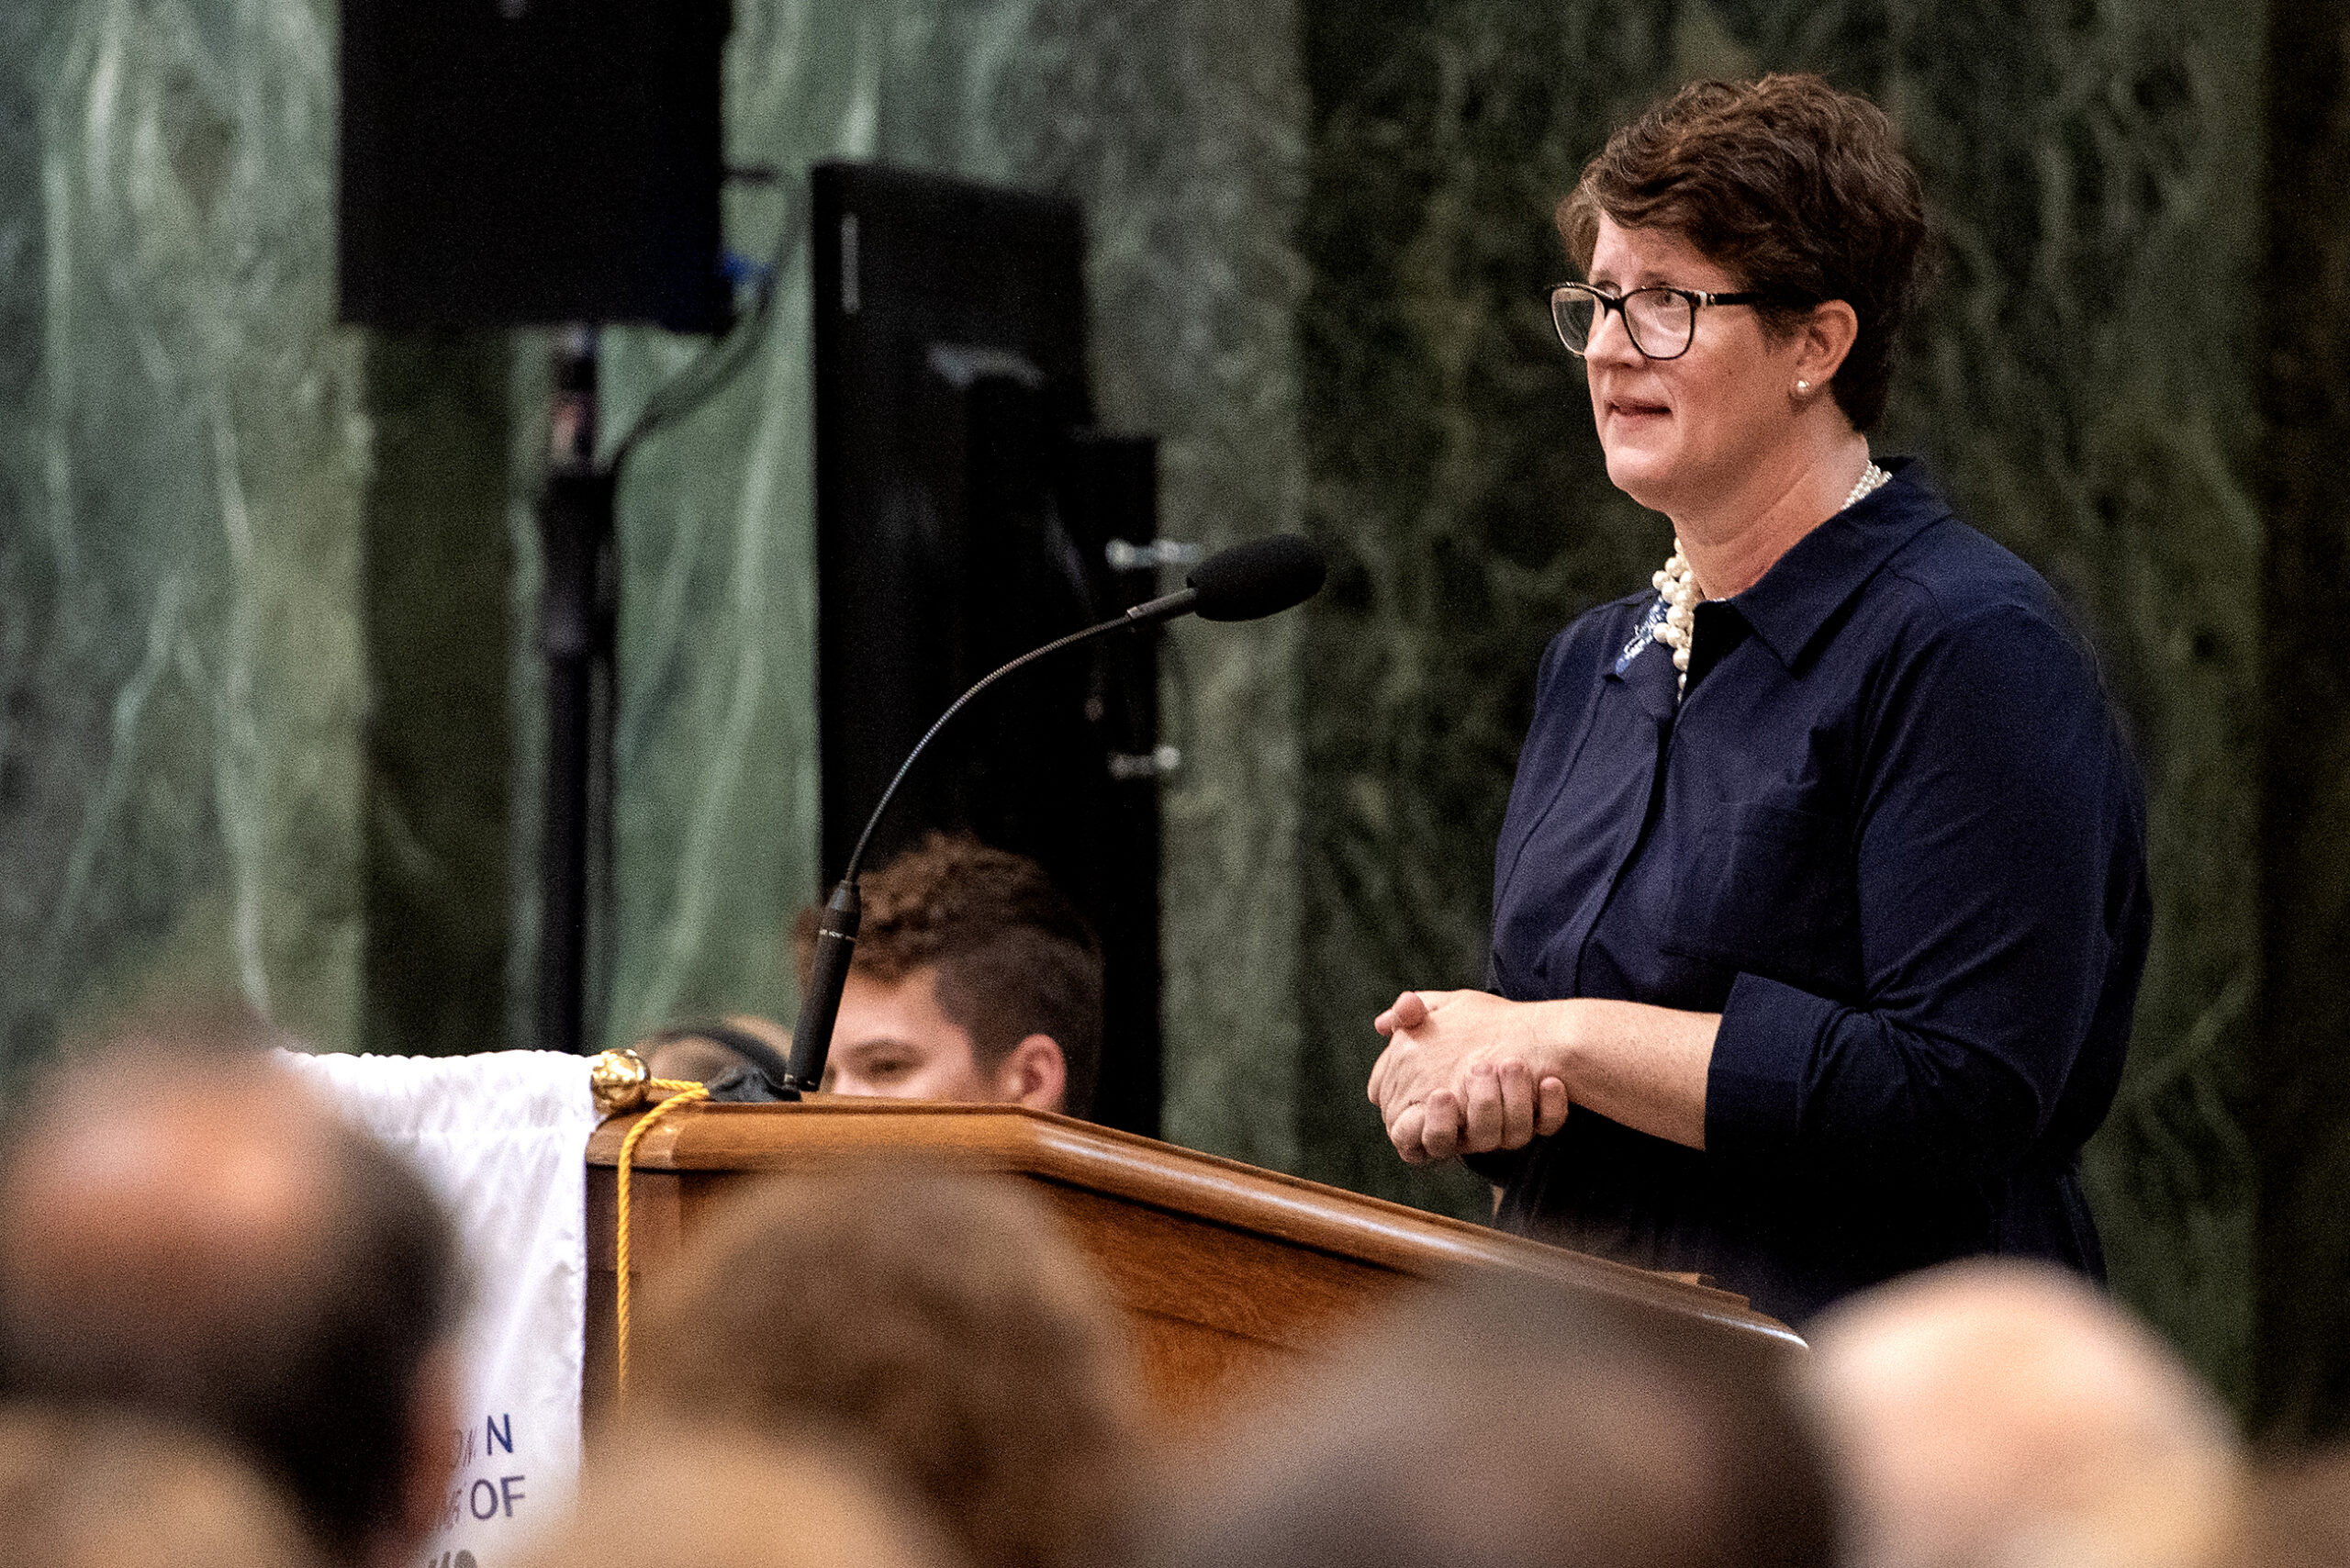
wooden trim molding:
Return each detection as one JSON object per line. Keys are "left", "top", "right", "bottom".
{"left": 588, "top": 1098, "right": 1799, "bottom": 1349}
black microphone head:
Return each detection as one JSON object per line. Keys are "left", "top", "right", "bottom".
{"left": 1186, "top": 534, "right": 1328, "bottom": 622}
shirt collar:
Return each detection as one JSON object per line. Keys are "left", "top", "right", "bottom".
{"left": 1724, "top": 456, "right": 1950, "bottom": 668}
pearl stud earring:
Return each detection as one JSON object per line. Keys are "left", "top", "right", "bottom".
{"left": 1796, "top": 379, "right": 1810, "bottom": 393}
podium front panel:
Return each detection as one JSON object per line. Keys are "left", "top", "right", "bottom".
{"left": 584, "top": 1100, "right": 1800, "bottom": 1428}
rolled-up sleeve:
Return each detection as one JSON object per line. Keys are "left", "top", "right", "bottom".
{"left": 1706, "top": 603, "right": 2132, "bottom": 1179}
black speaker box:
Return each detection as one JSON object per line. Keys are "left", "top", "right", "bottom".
{"left": 339, "top": 0, "right": 731, "bottom": 330}
{"left": 811, "top": 162, "right": 1166, "bottom": 1137}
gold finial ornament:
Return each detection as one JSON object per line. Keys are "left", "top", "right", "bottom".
{"left": 590, "top": 1048, "right": 654, "bottom": 1114}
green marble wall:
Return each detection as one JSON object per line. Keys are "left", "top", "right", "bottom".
{"left": 0, "top": 0, "right": 1310, "bottom": 1092}
{"left": 595, "top": 0, "right": 1314, "bottom": 1185}
{"left": 1289, "top": 0, "right": 2268, "bottom": 1406}
{"left": 0, "top": 0, "right": 520, "bottom": 1069}
{"left": 1002, "top": 0, "right": 1311, "bottom": 1163}
{"left": 592, "top": 0, "right": 1040, "bottom": 1046}
{"left": 0, "top": 0, "right": 369, "bottom": 1072}
{"left": 1888, "top": 0, "right": 2266, "bottom": 1410}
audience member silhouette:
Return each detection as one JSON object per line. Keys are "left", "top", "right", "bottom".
{"left": 632, "top": 1168, "right": 1140, "bottom": 1568}
{"left": 1125, "top": 1269, "right": 1837, "bottom": 1568}
{"left": 6, "top": 1013, "right": 2305, "bottom": 1568}
{"left": 0, "top": 1010, "right": 464, "bottom": 1568}
{"left": 0, "top": 1406, "right": 319, "bottom": 1568}
{"left": 1805, "top": 1260, "right": 2243, "bottom": 1568}
{"left": 527, "top": 1418, "right": 953, "bottom": 1568}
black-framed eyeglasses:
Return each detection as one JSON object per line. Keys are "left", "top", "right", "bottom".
{"left": 1546, "top": 282, "right": 1781, "bottom": 361}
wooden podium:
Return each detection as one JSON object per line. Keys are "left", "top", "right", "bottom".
{"left": 585, "top": 1100, "right": 1799, "bottom": 1428}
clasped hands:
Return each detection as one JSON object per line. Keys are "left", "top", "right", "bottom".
{"left": 1367, "top": 990, "right": 1570, "bottom": 1165}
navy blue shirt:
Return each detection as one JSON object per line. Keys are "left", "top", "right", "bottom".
{"left": 1478, "top": 463, "right": 2150, "bottom": 1326}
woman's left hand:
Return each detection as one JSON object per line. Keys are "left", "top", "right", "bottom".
{"left": 1369, "top": 991, "right": 1571, "bottom": 1164}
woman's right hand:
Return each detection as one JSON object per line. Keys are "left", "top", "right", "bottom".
{"left": 1370, "top": 991, "right": 1570, "bottom": 1163}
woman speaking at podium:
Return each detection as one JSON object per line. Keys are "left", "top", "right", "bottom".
{"left": 1366, "top": 75, "right": 2149, "bottom": 1326}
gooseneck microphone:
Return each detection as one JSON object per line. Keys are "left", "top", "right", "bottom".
{"left": 779, "top": 533, "right": 1328, "bottom": 1094}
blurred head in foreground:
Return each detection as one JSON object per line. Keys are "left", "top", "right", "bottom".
{"left": 0, "top": 1008, "right": 464, "bottom": 1568}
{"left": 1131, "top": 1270, "right": 1836, "bottom": 1568}
{"left": 1805, "top": 1260, "right": 2242, "bottom": 1568}
{"left": 0, "top": 1406, "right": 319, "bottom": 1568}
{"left": 635, "top": 1168, "right": 1141, "bottom": 1568}
{"left": 529, "top": 1420, "right": 951, "bottom": 1568}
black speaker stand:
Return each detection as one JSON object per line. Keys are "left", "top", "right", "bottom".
{"left": 537, "top": 328, "right": 618, "bottom": 1055}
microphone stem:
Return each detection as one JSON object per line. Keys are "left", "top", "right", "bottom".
{"left": 842, "top": 593, "right": 1186, "bottom": 884}
{"left": 784, "top": 590, "right": 1189, "bottom": 1093}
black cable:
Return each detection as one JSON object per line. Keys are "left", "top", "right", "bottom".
{"left": 649, "top": 1021, "right": 795, "bottom": 1090}
{"left": 607, "top": 178, "right": 808, "bottom": 472}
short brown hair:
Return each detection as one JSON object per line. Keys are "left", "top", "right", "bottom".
{"left": 796, "top": 834, "right": 1103, "bottom": 1115}
{"left": 1559, "top": 74, "right": 1930, "bottom": 431}
{"left": 637, "top": 1171, "right": 1143, "bottom": 1568}
{"left": 1129, "top": 1271, "right": 1834, "bottom": 1568}
{"left": 0, "top": 1025, "right": 462, "bottom": 1564}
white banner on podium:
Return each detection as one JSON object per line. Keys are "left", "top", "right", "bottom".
{"left": 277, "top": 1048, "right": 600, "bottom": 1568}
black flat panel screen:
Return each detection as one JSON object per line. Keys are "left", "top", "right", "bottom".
{"left": 339, "top": 0, "right": 729, "bottom": 330}
{"left": 811, "top": 161, "right": 1164, "bottom": 1137}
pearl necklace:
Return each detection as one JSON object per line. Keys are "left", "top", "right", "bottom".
{"left": 1651, "top": 461, "right": 1889, "bottom": 697}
